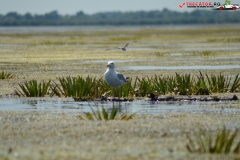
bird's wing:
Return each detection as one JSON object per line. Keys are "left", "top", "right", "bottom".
{"left": 124, "top": 43, "right": 131, "bottom": 48}
{"left": 106, "top": 47, "right": 121, "bottom": 51}
{"left": 124, "top": 41, "right": 137, "bottom": 48}
{"left": 116, "top": 73, "right": 128, "bottom": 82}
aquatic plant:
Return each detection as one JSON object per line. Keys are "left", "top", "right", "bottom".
{"left": 152, "top": 75, "right": 168, "bottom": 95}
{"left": 96, "top": 77, "right": 135, "bottom": 100}
{"left": 13, "top": 72, "right": 240, "bottom": 98}
{"left": 229, "top": 73, "right": 240, "bottom": 92}
{"left": 15, "top": 80, "right": 51, "bottom": 97}
{"left": 94, "top": 78, "right": 111, "bottom": 98}
{"left": 118, "top": 78, "right": 135, "bottom": 98}
{"left": 194, "top": 72, "right": 210, "bottom": 95}
{"left": 174, "top": 73, "right": 193, "bottom": 95}
{"left": 207, "top": 38, "right": 240, "bottom": 43}
{"left": 155, "top": 52, "right": 165, "bottom": 57}
{"left": 192, "top": 51, "right": 216, "bottom": 56}
{"left": 201, "top": 51, "right": 215, "bottom": 56}
{"left": 80, "top": 106, "right": 136, "bottom": 121}
{"left": 109, "top": 37, "right": 138, "bottom": 41}
{"left": 206, "top": 73, "right": 230, "bottom": 93}
{"left": 51, "top": 76, "right": 96, "bottom": 100}
{"left": 187, "top": 126, "right": 240, "bottom": 154}
{"left": 135, "top": 76, "right": 153, "bottom": 97}
{"left": 0, "top": 71, "right": 14, "bottom": 79}
{"left": 41, "top": 40, "right": 65, "bottom": 45}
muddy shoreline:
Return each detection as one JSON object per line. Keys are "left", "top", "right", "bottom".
{"left": 0, "top": 111, "right": 239, "bottom": 160}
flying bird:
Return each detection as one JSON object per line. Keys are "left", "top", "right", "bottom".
{"left": 104, "top": 61, "right": 128, "bottom": 99}
{"left": 106, "top": 41, "right": 137, "bottom": 51}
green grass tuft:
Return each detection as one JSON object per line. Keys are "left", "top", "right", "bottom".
{"left": 0, "top": 71, "right": 14, "bottom": 79}
{"left": 15, "top": 80, "right": 51, "bottom": 97}
{"left": 187, "top": 126, "right": 240, "bottom": 154}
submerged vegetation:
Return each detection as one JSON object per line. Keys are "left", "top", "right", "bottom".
{"left": 187, "top": 126, "right": 240, "bottom": 154}
{"left": 15, "top": 72, "right": 240, "bottom": 99}
{"left": 80, "top": 106, "right": 136, "bottom": 121}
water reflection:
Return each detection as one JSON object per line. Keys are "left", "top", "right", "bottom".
{"left": 0, "top": 98, "right": 239, "bottom": 115}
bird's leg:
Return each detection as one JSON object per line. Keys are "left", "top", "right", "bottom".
{"left": 112, "top": 87, "right": 114, "bottom": 100}
{"left": 118, "top": 87, "right": 121, "bottom": 100}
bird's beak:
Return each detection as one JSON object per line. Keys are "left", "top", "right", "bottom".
{"left": 107, "top": 64, "right": 109, "bottom": 67}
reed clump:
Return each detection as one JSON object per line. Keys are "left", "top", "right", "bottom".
{"left": 15, "top": 80, "right": 51, "bottom": 97}
{"left": 15, "top": 72, "right": 240, "bottom": 99}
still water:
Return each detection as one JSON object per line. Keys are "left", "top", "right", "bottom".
{"left": 0, "top": 98, "right": 239, "bottom": 115}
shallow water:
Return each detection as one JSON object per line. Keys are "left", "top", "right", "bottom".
{"left": 120, "top": 65, "right": 240, "bottom": 70}
{"left": 0, "top": 98, "right": 239, "bottom": 115}
{"left": 0, "top": 24, "right": 239, "bottom": 34}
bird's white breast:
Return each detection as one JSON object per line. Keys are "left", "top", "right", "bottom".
{"left": 104, "top": 70, "right": 125, "bottom": 87}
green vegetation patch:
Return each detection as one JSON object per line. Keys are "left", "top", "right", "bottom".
{"left": 14, "top": 73, "right": 240, "bottom": 99}
{"left": 80, "top": 106, "right": 136, "bottom": 121}
{"left": 15, "top": 80, "right": 51, "bottom": 97}
{"left": 187, "top": 126, "right": 240, "bottom": 154}
{"left": 0, "top": 71, "right": 14, "bottom": 79}
{"left": 109, "top": 37, "right": 139, "bottom": 41}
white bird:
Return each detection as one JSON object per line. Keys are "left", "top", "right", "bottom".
{"left": 106, "top": 41, "right": 137, "bottom": 51}
{"left": 104, "top": 61, "right": 128, "bottom": 100}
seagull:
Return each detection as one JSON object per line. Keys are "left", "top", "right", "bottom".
{"left": 104, "top": 61, "right": 128, "bottom": 100}
{"left": 106, "top": 41, "right": 137, "bottom": 51}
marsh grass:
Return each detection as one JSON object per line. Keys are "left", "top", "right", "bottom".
{"left": 41, "top": 40, "right": 84, "bottom": 45}
{"left": 80, "top": 106, "right": 136, "bottom": 120}
{"left": 194, "top": 72, "right": 210, "bottom": 95}
{"left": 230, "top": 74, "right": 240, "bottom": 92}
{"left": 155, "top": 52, "right": 165, "bottom": 57}
{"left": 207, "top": 38, "right": 240, "bottom": 43}
{"left": 174, "top": 73, "right": 193, "bottom": 95}
{"left": 51, "top": 76, "right": 96, "bottom": 100}
{"left": 0, "top": 71, "right": 14, "bottom": 79}
{"left": 135, "top": 76, "right": 153, "bottom": 97}
{"left": 120, "top": 78, "right": 135, "bottom": 98}
{"left": 15, "top": 80, "right": 51, "bottom": 97}
{"left": 187, "top": 126, "right": 240, "bottom": 154}
{"left": 193, "top": 51, "right": 216, "bottom": 56}
{"left": 206, "top": 73, "right": 230, "bottom": 93}
{"left": 15, "top": 73, "right": 240, "bottom": 98}
{"left": 109, "top": 37, "right": 139, "bottom": 41}
{"left": 152, "top": 75, "right": 168, "bottom": 95}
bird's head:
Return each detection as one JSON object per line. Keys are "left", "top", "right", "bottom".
{"left": 107, "top": 61, "right": 115, "bottom": 69}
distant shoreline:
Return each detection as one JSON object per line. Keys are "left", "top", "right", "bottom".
{"left": 1, "top": 9, "right": 240, "bottom": 26}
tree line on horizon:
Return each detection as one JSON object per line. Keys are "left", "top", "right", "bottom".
{"left": 0, "top": 9, "right": 240, "bottom": 26}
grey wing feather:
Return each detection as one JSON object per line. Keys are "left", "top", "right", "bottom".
{"left": 124, "top": 43, "right": 131, "bottom": 48}
{"left": 106, "top": 47, "right": 122, "bottom": 50}
{"left": 124, "top": 41, "right": 137, "bottom": 48}
{"left": 117, "top": 73, "right": 128, "bottom": 82}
